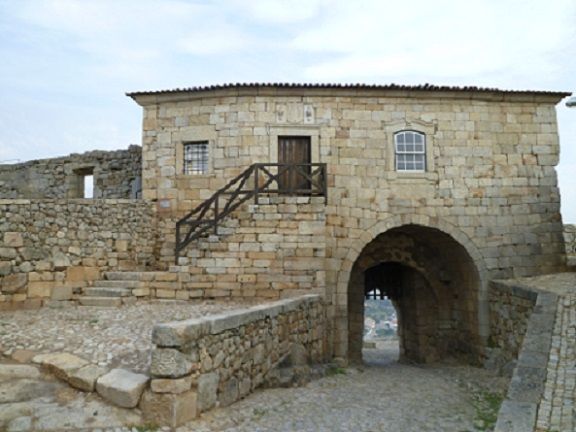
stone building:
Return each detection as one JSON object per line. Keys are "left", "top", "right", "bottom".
{"left": 127, "top": 83, "right": 570, "bottom": 364}
{"left": 0, "top": 83, "right": 571, "bottom": 367}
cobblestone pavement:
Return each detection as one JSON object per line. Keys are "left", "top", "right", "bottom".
{"left": 0, "top": 300, "right": 253, "bottom": 373}
{"left": 179, "top": 342, "right": 509, "bottom": 432}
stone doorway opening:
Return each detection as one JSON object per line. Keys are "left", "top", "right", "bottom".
{"left": 348, "top": 224, "right": 482, "bottom": 365}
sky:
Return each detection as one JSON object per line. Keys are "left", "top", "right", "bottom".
{"left": 0, "top": 0, "right": 575, "bottom": 220}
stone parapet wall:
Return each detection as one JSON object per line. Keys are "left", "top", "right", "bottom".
{"left": 143, "top": 294, "right": 325, "bottom": 427}
{"left": 0, "top": 199, "right": 157, "bottom": 308}
{"left": 536, "top": 292, "right": 576, "bottom": 432}
{"left": 487, "top": 281, "right": 538, "bottom": 375}
{"left": 490, "top": 274, "right": 576, "bottom": 432}
{"left": 0, "top": 145, "right": 141, "bottom": 199}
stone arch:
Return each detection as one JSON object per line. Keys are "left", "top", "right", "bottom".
{"left": 333, "top": 214, "right": 488, "bottom": 362}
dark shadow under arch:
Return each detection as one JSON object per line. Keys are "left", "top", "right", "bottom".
{"left": 348, "top": 224, "right": 482, "bottom": 365}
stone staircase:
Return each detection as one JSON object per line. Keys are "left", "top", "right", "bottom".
{"left": 80, "top": 272, "right": 143, "bottom": 307}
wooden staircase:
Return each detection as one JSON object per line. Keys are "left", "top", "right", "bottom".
{"left": 175, "top": 162, "right": 327, "bottom": 261}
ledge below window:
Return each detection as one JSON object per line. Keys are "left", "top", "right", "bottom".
{"left": 383, "top": 171, "right": 438, "bottom": 183}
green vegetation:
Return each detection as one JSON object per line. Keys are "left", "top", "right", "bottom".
{"left": 326, "top": 366, "right": 347, "bottom": 376}
{"left": 129, "top": 423, "right": 159, "bottom": 432}
{"left": 471, "top": 391, "right": 503, "bottom": 431}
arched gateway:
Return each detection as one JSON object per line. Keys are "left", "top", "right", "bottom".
{"left": 333, "top": 216, "right": 489, "bottom": 365}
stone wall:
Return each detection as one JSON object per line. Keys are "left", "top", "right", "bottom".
{"left": 159, "top": 196, "right": 326, "bottom": 300}
{"left": 486, "top": 281, "right": 538, "bottom": 375}
{"left": 489, "top": 278, "right": 561, "bottom": 432}
{"left": 143, "top": 294, "right": 325, "bottom": 427}
{"left": 0, "top": 199, "right": 157, "bottom": 308}
{"left": 564, "top": 224, "right": 576, "bottom": 262}
{"left": 0, "top": 145, "right": 141, "bottom": 199}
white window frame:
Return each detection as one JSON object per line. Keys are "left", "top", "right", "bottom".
{"left": 183, "top": 141, "right": 209, "bottom": 175}
{"left": 394, "top": 130, "right": 426, "bottom": 172}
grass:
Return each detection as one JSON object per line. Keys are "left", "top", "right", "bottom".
{"left": 128, "top": 423, "right": 159, "bottom": 432}
{"left": 325, "top": 365, "right": 347, "bottom": 376}
{"left": 471, "top": 391, "right": 503, "bottom": 431}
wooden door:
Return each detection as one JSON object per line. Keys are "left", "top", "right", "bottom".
{"left": 278, "top": 136, "right": 311, "bottom": 193}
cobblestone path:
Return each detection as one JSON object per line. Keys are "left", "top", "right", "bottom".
{"left": 179, "top": 342, "right": 509, "bottom": 432}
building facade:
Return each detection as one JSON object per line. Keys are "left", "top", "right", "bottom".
{"left": 128, "top": 83, "right": 570, "bottom": 362}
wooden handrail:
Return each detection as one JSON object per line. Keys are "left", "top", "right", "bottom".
{"left": 175, "top": 163, "right": 327, "bottom": 261}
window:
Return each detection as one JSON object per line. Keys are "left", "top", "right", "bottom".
{"left": 183, "top": 141, "right": 209, "bottom": 175}
{"left": 394, "top": 131, "right": 426, "bottom": 172}
{"left": 72, "top": 167, "right": 95, "bottom": 198}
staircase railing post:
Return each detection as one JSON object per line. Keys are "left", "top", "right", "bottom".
{"left": 254, "top": 164, "right": 259, "bottom": 205}
{"left": 213, "top": 196, "right": 219, "bottom": 236}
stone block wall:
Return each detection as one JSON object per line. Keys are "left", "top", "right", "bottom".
{"left": 0, "top": 145, "right": 141, "bottom": 199}
{"left": 487, "top": 281, "right": 538, "bottom": 375}
{"left": 564, "top": 224, "right": 575, "bottom": 255}
{"left": 133, "top": 87, "right": 566, "bottom": 283}
{"left": 157, "top": 196, "right": 326, "bottom": 300}
{"left": 0, "top": 199, "right": 157, "bottom": 308}
{"left": 489, "top": 279, "right": 560, "bottom": 432}
{"left": 144, "top": 294, "right": 324, "bottom": 427}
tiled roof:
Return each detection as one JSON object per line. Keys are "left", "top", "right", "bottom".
{"left": 126, "top": 82, "right": 571, "bottom": 97}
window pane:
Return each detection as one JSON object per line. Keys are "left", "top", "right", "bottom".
{"left": 184, "top": 142, "right": 209, "bottom": 175}
{"left": 395, "top": 132, "right": 426, "bottom": 172}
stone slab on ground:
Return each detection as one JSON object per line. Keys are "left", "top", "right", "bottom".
{"left": 0, "top": 365, "right": 40, "bottom": 380}
{"left": 140, "top": 389, "right": 197, "bottom": 428}
{"left": 494, "top": 400, "right": 537, "bottom": 432}
{"left": 10, "top": 350, "right": 37, "bottom": 364}
{"left": 67, "top": 364, "right": 108, "bottom": 392}
{"left": 96, "top": 368, "right": 149, "bottom": 408}
{"left": 78, "top": 297, "right": 122, "bottom": 307}
{"left": 32, "top": 352, "right": 89, "bottom": 381}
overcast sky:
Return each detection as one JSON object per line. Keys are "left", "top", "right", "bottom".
{"left": 0, "top": 0, "right": 575, "bottom": 221}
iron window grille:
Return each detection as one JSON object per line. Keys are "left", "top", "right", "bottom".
{"left": 183, "top": 142, "right": 209, "bottom": 175}
{"left": 394, "top": 131, "right": 426, "bottom": 172}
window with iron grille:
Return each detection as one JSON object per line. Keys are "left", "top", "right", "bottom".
{"left": 394, "top": 131, "right": 426, "bottom": 172}
{"left": 183, "top": 142, "right": 209, "bottom": 175}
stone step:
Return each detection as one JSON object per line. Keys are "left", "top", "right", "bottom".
{"left": 104, "top": 271, "right": 144, "bottom": 281}
{"left": 83, "top": 287, "right": 132, "bottom": 298}
{"left": 79, "top": 297, "right": 122, "bottom": 307}
{"left": 93, "top": 280, "right": 141, "bottom": 289}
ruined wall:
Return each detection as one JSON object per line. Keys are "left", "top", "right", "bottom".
{"left": 144, "top": 294, "right": 325, "bottom": 426}
{"left": 0, "top": 199, "right": 157, "bottom": 308}
{"left": 0, "top": 145, "right": 142, "bottom": 199}
{"left": 564, "top": 224, "right": 576, "bottom": 256}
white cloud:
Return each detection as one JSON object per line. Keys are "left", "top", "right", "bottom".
{"left": 227, "top": 0, "right": 328, "bottom": 24}
{"left": 292, "top": 0, "right": 576, "bottom": 83}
